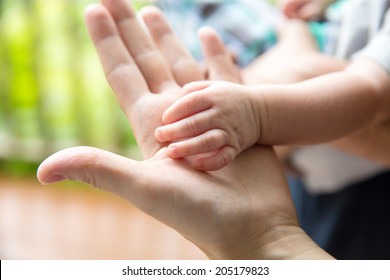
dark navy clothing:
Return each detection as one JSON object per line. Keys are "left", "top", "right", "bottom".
{"left": 290, "top": 171, "right": 390, "bottom": 259}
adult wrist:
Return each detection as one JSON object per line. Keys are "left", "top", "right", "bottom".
{"left": 204, "top": 224, "right": 334, "bottom": 260}
{"left": 254, "top": 224, "right": 334, "bottom": 260}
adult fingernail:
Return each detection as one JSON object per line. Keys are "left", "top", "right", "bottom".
{"left": 41, "top": 174, "right": 67, "bottom": 185}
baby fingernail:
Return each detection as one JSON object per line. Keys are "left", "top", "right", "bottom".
{"left": 155, "top": 129, "right": 164, "bottom": 142}
{"left": 167, "top": 145, "right": 179, "bottom": 158}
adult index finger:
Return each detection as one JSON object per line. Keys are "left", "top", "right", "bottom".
{"left": 84, "top": 4, "right": 148, "bottom": 114}
{"left": 101, "top": 0, "right": 175, "bottom": 93}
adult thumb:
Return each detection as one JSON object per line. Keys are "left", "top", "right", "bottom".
{"left": 37, "top": 146, "right": 145, "bottom": 201}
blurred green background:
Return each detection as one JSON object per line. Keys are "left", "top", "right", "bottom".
{"left": 0, "top": 0, "right": 282, "bottom": 260}
{"left": 0, "top": 0, "right": 279, "bottom": 177}
{"left": 0, "top": 0, "right": 152, "bottom": 176}
{"left": 0, "top": 0, "right": 207, "bottom": 261}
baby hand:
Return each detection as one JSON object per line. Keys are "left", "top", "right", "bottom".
{"left": 155, "top": 81, "right": 261, "bottom": 171}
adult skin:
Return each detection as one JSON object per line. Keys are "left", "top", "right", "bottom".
{"left": 37, "top": 0, "right": 332, "bottom": 259}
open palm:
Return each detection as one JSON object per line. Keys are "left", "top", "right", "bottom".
{"left": 37, "top": 0, "right": 316, "bottom": 259}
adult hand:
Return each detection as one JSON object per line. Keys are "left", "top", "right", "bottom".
{"left": 278, "top": 0, "right": 333, "bottom": 21}
{"left": 38, "top": 0, "right": 331, "bottom": 259}
{"left": 242, "top": 19, "right": 347, "bottom": 86}
{"left": 83, "top": 0, "right": 240, "bottom": 158}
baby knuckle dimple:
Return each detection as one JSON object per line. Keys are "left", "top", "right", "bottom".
{"left": 195, "top": 91, "right": 213, "bottom": 108}
{"left": 203, "top": 132, "right": 218, "bottom": 151}
{"left": 220, "top": 107, "right": 233, "bottom": 122}
{"left": 216, "top": 129, "right": 235, "bottom": 149}
{"left": 211, "top": 87, "right": 225, "bottom": 102}
{"left": 214, "top": 129, "right": 229, "bottom": 145}
{"left": 209, "top": 149, "right": 233, "bottom": 170}
{"left": 221, "top": 149, "right": 234, "bottom": 167}
{"left": 177, "top": 99, "right": 193, "bottom": 116}
{"left": 185, "top": 117, "right": 202, "bottom": 134}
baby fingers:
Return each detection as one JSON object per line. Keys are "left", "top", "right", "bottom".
{"left": 162, "top": 89, "right": 212, "bottom": 124}
{"left": 193, "top": 146, "right": 238, "bottom": 171}
{"left": 166, "top": 129, "right": 231, "bottom": 159}
{"left": 156, "top": 110, "right": 216, "bottom": 143}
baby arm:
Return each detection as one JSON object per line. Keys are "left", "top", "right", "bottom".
{"left": 156, "top": 58, "right": 390, "bottom": 171}
{"left": 257, "top": 58, "right": 390, "bottom": 145}
{"left": 155, "top": 81, "right": 262, "bottom": 171}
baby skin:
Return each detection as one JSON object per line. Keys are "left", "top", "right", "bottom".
{"left": 155, "top": 59, "right": 390, "bottom": 171}
{"left": 155, "top": 81, "right": 263, "bottom": 171}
